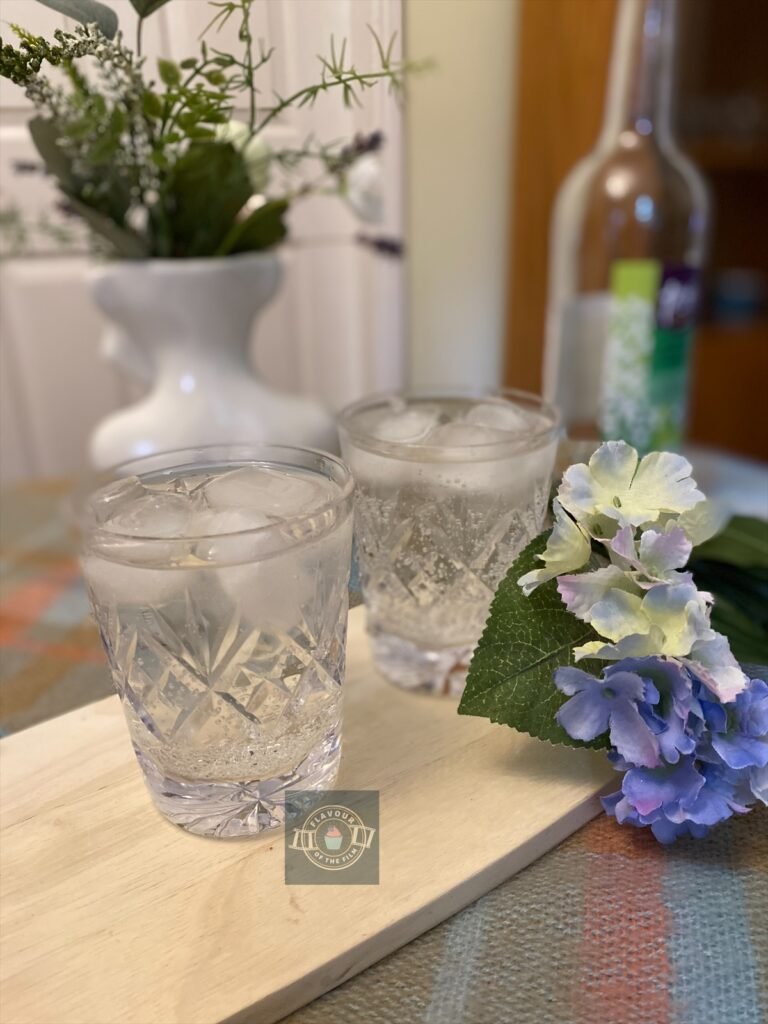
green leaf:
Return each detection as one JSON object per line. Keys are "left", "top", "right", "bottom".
{"left": 693, "top": 516, "right": 768, "bottom": 569}
{"left": 157, "top": 58, "right": 181, "bottom": 87}
{"left": 63, "top": 194, "right": 147, "bottom": 258}
{"left": 162, "top": 141, "right": 252, "bottom": 257}
{"left": 28, "top": 116, "right": 75, "bottom": 190}
{"left": 35, "top": 0, "right": 118, "bottom": 39}
{"left": 142, "top": 91, "right": 164, "bottom": 119}
{"left": 688, "top": 515, "right": 768, "bottom": 664}
{"left": 458, "top": 533, "right": 609, "bottom": 749}
{"left": 710, "top": 594, "right": 768, "bottom": 665}
{"left": 217, "top": 199, "right": 289, "bottom": 256}
{"left": 179, "top": 58, "right": 198, "bottom": 70}
{"left": 128, "top": 0, "right": 172, "bottom": 16}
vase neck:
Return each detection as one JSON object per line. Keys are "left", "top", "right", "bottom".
{"left": 91, "top": 256, "right": 281, "bottom": 363}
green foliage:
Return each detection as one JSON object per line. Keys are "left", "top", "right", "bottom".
{"left": 157, "top": 58, "right": 181, "bottom": 87}
{"left": 217, "top": 199, "right": 288, "bottom": 255}
{"left": 35, "top": 0, "right": 118, "bottom": 39}
{"left": 690, "top": 516, "right": 768, "bottom": 665}
{"left": 65, "top": 196, "right": 147, "bottom": 257}
{"left": 28, "top": 116, "right": 75, "bottom": 189}
{"left": 1, "top": 2, "right": 417, "bottom": 258}
{"left": 692, "top": 516, "right": 768, "bottom": 569}
{"left": 129, "top": 0, "right": 172, "bottom": 16}
{"left": 458, "top": 534, "right": 609, "bottom": 749}
{"left": 160, "top": 141, "right": 252, "bottom": 257}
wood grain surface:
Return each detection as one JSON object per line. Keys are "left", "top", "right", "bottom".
{"left": 0, "top": 607, "right": 613, "bottom": 1024}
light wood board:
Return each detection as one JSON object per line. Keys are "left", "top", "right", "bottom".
{"left": 0, "top": 607, "right": 614, "bottom": 1024}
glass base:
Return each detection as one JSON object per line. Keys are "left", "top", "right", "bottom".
{"left": 135, "top": 728, "right": 341, "bottom": 838}
{"left": 370, "top": 631, "right": 474, "bottom": 697}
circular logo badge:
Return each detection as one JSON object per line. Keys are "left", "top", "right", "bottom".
{"left": 292, "top": 803, "right": 373, "bottom": 871}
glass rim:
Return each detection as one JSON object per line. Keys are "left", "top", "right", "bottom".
{"left": 337, "top": 387, "right": 562, "bottom": 460}
{"left": 74, "top": 442, "right": 354, "bottom": 546}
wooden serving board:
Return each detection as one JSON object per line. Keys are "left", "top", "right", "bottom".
{"left": 0, "top": 607, "right": 613, "bottom": 1024}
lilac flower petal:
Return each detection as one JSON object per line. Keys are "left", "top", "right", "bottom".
{"left": 643, "top": 680, "right": 661, "bottom": 705}
{"left": 638, "top": 526, "right": 692, "bottom": 575}
{"left": 598, "top": 670, "right": 649, "bottom": 701}
{"left": 650, "top": 818, "right": 692, "bottom": 844}
{"left": 556, "top": 689, "right": 611, "bottom": 741}
{"left": 601, "top": 790, "right": 623, "bottom": 815}
{"left": 608, "top": 702, "right": 661, "bottom": 768}
{"left": 557, "top": 566, "right": 636, "bottom": 622}
{"left": 699, "top": 698, "right": 728, "bottom": 733}
{"left": 607, "top": 657, "right": 693, "bottom": 706}
{"left": 553, "top": 666, "right": 597, "bottom": 696}
{"left": 608, "top": 525, "right": 637, "bottom": 568}
{"left": 651, "top": 818, "right": 710, "bottom": 843}
{"left": 736, "top": 678, "right": 768, "bottom": 736}
{"left": 623, "top": 758, "right": 704, "bottom": 816}
{"left": 685, "top": 634, "right": 747, "bottom": 702}
{"left": 711, "top": 733, "right": 768, "bottom": 770}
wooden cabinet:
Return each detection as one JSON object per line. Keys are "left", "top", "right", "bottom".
{"left": 504, "top": 0, "right": 768, "bottom": 461}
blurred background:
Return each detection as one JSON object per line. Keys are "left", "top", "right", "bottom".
{"left": 0, "top": 0, "right": 766, "bottom": 482}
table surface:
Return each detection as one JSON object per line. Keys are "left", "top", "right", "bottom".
{"left": 1, "top": 479, "right": 767, "bottom": 1024}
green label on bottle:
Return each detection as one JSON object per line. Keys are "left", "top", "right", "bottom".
{"left": 600, "top": 259, "right": 698, "bottom": 452}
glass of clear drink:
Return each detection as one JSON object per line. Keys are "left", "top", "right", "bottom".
{"left": 77, "top": 444, "right": 354, "bottom": 838}
{"left": 338, "top": 391, "right": 560, "bottom": 696}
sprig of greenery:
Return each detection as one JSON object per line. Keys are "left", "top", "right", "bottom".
{"left": 256, "top": 28, "right": 410, "bottom": 137}
{"left": 0, "top": 0, "right": 416, "bottom": 259}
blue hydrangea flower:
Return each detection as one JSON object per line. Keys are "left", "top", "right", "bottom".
{"left": 554, "top": 665, "right": 661, "bottom": 767}
{"left": 699, "top": 677, "right": 768, "bottom": 770}
{"left": 602, "top": 758, "right": 752, "bottom": 843}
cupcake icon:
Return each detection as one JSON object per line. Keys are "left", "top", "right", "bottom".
{"left": 324, "top": 825, "right": 343, "bottom": 851}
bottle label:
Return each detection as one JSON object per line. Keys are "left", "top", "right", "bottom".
{"left": 600, "top": 259, "right": 699, "bottom": 452}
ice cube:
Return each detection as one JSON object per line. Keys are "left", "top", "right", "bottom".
{"left": 425, "top": 423, "right": 506, "bottom": 448}
{"left": 462, "top": 401, "right": 535, "bottom": 435}
{"left": 105, "top": 492, "right": 194, "bottom": 539}
{"left": 202, "top": 466, "right": 332, "bottom": 519}
{"left": 370, "top": 407, "right": 441, "bottom": 444}
{"left": 88, "top": 476, "right": 147, "bottom": 525}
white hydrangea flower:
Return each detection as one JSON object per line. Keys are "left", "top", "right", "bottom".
{"left": 518, "top": 500, "right": 591, "bottom": 595}
{"left": 572, "top": 580, "right": 713, "bottom": 660}
{"left": 558, "top": 441, "right": 704, "bottom": 529}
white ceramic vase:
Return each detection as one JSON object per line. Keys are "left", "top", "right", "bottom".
{"left": 88, "top": 252, "right": 336, "bottom": 469}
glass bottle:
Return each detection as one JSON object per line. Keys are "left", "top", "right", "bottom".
{"left": 544, "top": 0, "right": 710, "bottom": 451}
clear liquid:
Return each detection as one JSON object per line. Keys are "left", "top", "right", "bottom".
{"left": 341, "top": 397, "right": 556, "bottom": 691}
{"left": 82, "top": 462, "right": 352, "bottom": 833}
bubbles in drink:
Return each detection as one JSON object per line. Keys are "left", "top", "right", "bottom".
{"left": 81, "top": 460, "right": 352, "bottom": 805}
{"left": 340, "top": 394, "right": 557, "bottom": 693}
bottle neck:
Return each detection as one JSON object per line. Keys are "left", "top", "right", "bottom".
{"left": 600, "top": 0, "right": 677, "bottom": 147}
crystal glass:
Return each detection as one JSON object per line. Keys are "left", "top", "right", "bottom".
{"left": 338, "top": 391, "right": 561, "bottom": 696}
{"left": 77, "top": 444, "right": 354, "bottom": 838}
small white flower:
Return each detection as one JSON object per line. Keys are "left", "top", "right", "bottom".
{"left": 345, "top": 154, "right": 384, "bottom": 223}
{"left": 518, "top": 500, "right": 591, "bottom": 595}
{"left": 559, "top": 440, "right": 704, "bottom": 529}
